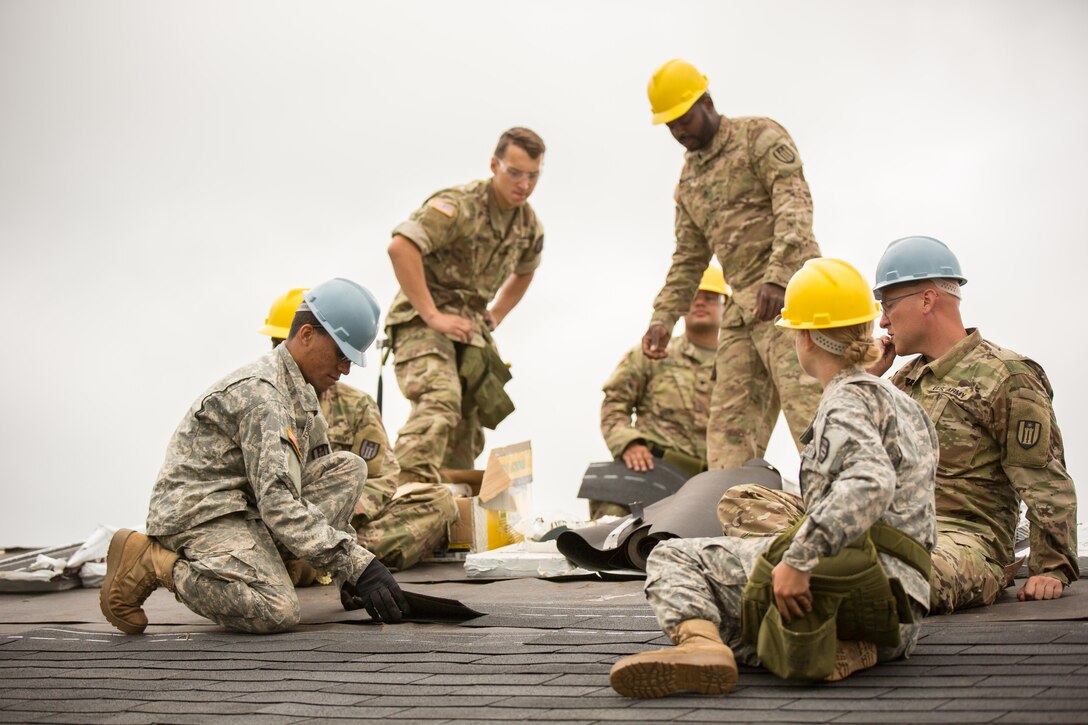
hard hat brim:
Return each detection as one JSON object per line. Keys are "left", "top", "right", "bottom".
{"left": 873, "top": 273, "right": 968, "bottom": 293}
{"left": 774, "top": 305, "right": 882, "bottom": 330}
{"left": 652, "top": 96, "right": 701, "bottom": 125}
{"left": 258, "top": 323, "right": 290, "bottom": 338}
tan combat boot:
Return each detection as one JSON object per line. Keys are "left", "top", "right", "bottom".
{"left": 285, "top": 560, "right": 318, "bottom": 587}
{"left": 99, "top": 529, "right": 179, "bottom": 634}
{"left": 824, "top": 639, "right": 878, "bottom": 682}
{"left": 610, "top": 619, "right": 738, "bottom": 698}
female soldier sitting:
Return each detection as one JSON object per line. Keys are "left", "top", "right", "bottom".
{"left": 610, "top": 258, "right": 938, "bottom": 697}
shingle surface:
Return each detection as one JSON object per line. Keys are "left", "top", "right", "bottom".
{"left": 2, "top": 575, "right": 1088, "bottom": 723}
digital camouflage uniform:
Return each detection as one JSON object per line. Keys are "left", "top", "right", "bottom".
{"left": 650, "top": 116, "right": 822, "bottom": 468}
{"left": 388, "top": 179, "right": 543, "bottom": 483}
{"left": 594, "top": 335, "right": 715, "bottom": 518}
{"left": 147, "top": 345, "right": 373, "bottom": 634}
{"left": 890, "top": 329, "right": 1078, "bottom": 613}
{"left": 320, "top": 382, "right": 456, "bottom": 570}
{"left": 646, "top": 369, "right": 937, "bottom": 667}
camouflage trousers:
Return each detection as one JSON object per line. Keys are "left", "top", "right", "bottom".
{"left": 157, "top": 452, "right": 366, "bottom": 634}
{"left": 715, "top": 485, "right": 1007, "bottom": 614}
{"left": 709, "top": 320, "right": 821, "bottom": 469}
{"left": 930, "top": 525, "right": 1008, "bottom": 614}
{"left": 390, "top": 320, "right": 486, "bottom": 484}
{"left": 355, "top": 481, "right": 458, "bottom": 571}
{"left": 646, "top": 536, "right": 923, "bottom": 669}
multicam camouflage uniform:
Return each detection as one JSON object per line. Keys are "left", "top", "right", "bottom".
{"left": 320, "top": 382, "right": 456, "bottom": 570}
{"left": 891, "top": 329, "right": 1078, "bottom": 613}
{"left": 645, "top": 369, "right": 937, "bottom": 666}
{"left": 650, "top": 116, "right": 822, "bottom": 468}
{"left": 147, "top": 345, "right": 373, "bottom": 633}
{"left": 388, "top": 179, "right": 543, "bottom": 483}
{"left": 593, "top": 336, "right": 714, "bottom": 518}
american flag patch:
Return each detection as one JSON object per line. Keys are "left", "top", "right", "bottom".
{"left": 427, "top": 198, "right": 456, "bottom": 218}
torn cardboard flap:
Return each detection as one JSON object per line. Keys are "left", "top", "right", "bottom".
{"left": 442, "top": 441, "right": 533, "bottom": 553}
{"left": 480, "top": 441, "right": 532, "bottom": 511}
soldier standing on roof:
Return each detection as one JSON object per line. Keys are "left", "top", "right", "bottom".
{"left": 641, "top": 59, "right": 823, "bottom": 468}
{"left": 386, "top": 128, "right": 546, "bottom": 484}
{"left": 100, "top": 279, "right": 410, "bottom": 634}
{"left": 591, "top": 265, "right": 729, "bottom": 519}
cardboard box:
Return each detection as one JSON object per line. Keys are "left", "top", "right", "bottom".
{"left": 443, "top": 441, "right": 532, "bottom": 553}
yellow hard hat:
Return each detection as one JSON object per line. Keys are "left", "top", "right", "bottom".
{"left": 776, "top": 258, "right": 880, "bottom": 330}
{"left": 698, "top": 265, "right": 732, "bottom": 297}
{"left": 258, "top": 287, "right": 309, "bottom": 338}
{"left": 648, "top": 59, "right": 709, "bottom": 125}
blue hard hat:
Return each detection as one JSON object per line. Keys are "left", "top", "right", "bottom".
{"left": 303, "top": 278, "right": 380, "bottom": 367}
{"left": 873, "top": 236, "right": 967, "bottom": 294}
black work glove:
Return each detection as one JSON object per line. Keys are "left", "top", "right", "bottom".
{"left": 340, "top": 559, "right": 410, "bottom": 623}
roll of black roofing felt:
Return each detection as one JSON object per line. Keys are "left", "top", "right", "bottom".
{"left": 558, "top": 460, "right": 784, "bottom": 572}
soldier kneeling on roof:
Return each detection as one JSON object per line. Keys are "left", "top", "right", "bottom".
{"left": 101, "top": 279, "right": 410, "bottom": 634}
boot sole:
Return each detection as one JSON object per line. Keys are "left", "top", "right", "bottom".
{"left": 99, "top": 528, "right": 146, "bottom": 635}
{"left": 610, "top": 659, "right": 738, "bottom": 699}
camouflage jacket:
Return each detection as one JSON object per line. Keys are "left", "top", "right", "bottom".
{"left": 146, "top": 345, "right": 373, "bottom": 581}
{"left": 387, "top": 178, "right": 544, "bottom": 346}
{"left": 600, "top": 335, "right": 714, "bottom": 461}
{"left": 784, "top": 368, "right": 938, "bottom": 609}
{"left": 650, "top": 115, "right": 820, "bottom": 331}
{"left": 320, "top": 381, "right": 399, "bottom": 511}
{"left": 891, "top": 329, "right": 1079, "bottom": 584}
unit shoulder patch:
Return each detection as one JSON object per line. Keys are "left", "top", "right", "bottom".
{"left": 358, "top": 439, "right": 380, "bottom": 461}
{"left": 1005, "top": 388, "right": 1051, "bottom": 468}
{"left": 427, "top": 198, "right": 457, "bottom": 218}
{"left": 771, "top": 144, "right": 797, "bottom": 165}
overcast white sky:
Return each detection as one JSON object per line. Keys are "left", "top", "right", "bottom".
{"left": 2, "top": 1, "right": 1086, "bottom": 547}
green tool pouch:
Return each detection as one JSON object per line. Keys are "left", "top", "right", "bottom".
{"left": 457, "top": 333, "right": 515, "bottom": 429}
{"left": 740, "top": 517, "right": 930, "bottom": 681}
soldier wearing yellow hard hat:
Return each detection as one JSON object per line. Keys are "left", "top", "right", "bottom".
{"left": 640, "top": 58, "right": 823, "bottom": 472}
{"left": 258, "top": 288, "right": 457, "bottom": 574}
{"left": 588, "top": 265, "right": 730, "bottom": 518}
{"left": 612, "top": 258, "right": 938, "bottom": 697}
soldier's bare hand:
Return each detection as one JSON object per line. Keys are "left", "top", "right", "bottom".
{"left": 754, "top": 283, "right": 786, "bottom": 322}
{"left": 867, "top": 336, "right": 897, "bottom": 377}
{"left": 484, "top": 310, "right": 498, "bottom": 331}
{"left": 641, "top": 324, "right": 670, "bottom": 360}
{"left": 621, "top": 443, "right": 654, "bottom": 472}
{"left": 771, "top": 561, "right": 812, "bottom": 624}
{"left": 1018, "top": 574, "right": 1064, "bottom": 601}
{"left": 425, "top": 311, "right": 473, "bottom": 343}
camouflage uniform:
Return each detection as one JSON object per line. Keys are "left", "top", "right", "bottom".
{"left": 645, "top": 369, "right": 937, "bottom": 667}
{"left": 650, "top": 116, "right": 822, "bottom": 468}
{"left": 388, "top": 179, "right": 543, "bottom": 483}
{"left": 320, "top": 382, "right": 457, "bottom": 570}
{"left": 147, "top": 345, "right": 373, "bottom": 634}
{"left": 593, "top": 336, "right": 714, "bottom": 518}
{"left": 891, "top": 329, "right": 1078, "bottom": 613}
